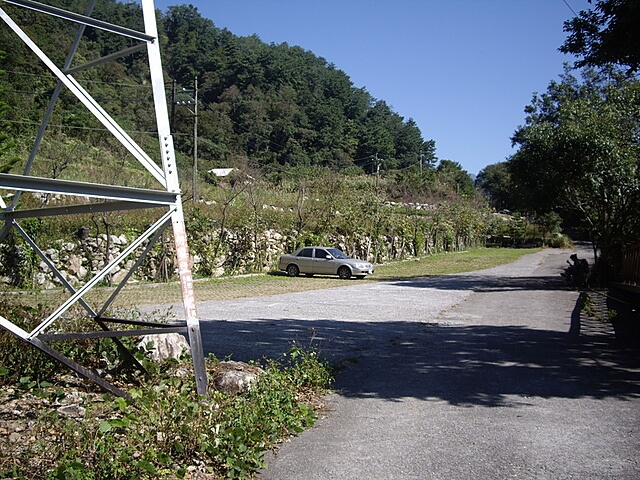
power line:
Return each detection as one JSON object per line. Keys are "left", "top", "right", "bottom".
{"left": 561, "top": 0, "right": 578, "bottom": 16}
{"left": 4, "top": 69, "right": 153, "bottom": 89}
{"left": 1, "top": 118, "right": 167, "bottom": 135}
{"left": 4, "top": 89, "right": 153, "bottom": 104}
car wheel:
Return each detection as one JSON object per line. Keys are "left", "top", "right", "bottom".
{"left": 338, "top": 266, "right": 352, "bottom": 279}
{"left": 286, "top": 264, "right": 300, "bottom": 277}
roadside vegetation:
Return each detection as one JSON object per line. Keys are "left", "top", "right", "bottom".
{"left": 0, "top": 340, "right": 331, "bottom": 479}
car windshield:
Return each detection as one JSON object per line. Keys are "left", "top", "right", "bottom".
{"left": 327, "top": 248, "right": 349, "bottom": 259}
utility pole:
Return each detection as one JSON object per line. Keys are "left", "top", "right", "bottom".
{"left": 170, "top": 79, "right": 176, "bottom": 133}
{"left": 192, "top": 77, "right": 198, "bottom": 202}
{"left": 375, "top": 153, "right": 381, "bottom": 193}
{"left": 172, "top": 79, "right": 198, "bottom": 202}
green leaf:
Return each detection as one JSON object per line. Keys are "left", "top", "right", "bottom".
{"left": 136, "top": 460, "right": 157, "bottom": 474}
{"left": 98, "top": 421, "right": 112, "bottom": 433}
{"left": 129, "top": 388, "right": 143, "bottom": 399}
{"left": 114, "top": 396, "right": 128, "bottom": 411}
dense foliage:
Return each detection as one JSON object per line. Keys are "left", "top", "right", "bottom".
{"left": 162, "top": 3, "right": 437, "bottom": 171}
{"left": 474, "top": 161, "right": 512, "bottom": 211}
{"left": 0, "top": 50, "right": 18, "bottom": 174}
{"left": 508, "top": 67, "right": 640, "bottom": 277}
{"left": 560, "top": 0, "right": 640, "bottom": 74}
{"left": 478, "top": 1, "right": 640, "bottom": 280}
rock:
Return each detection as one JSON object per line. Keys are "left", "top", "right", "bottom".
{"left": 76, "top": 265, "right": 88, "bottom": 280}
{"left": 211, "top": 361, "right": 264, "bottom": 395}
{"left": 212, "top": 267, "right": 225, "bottom": 277}
{"left": 67, "top": 254, "right": 83, "bottom": 275}
{"left": 138, "top": 333, "right": 190, "bottom": 362}
{"left": 56, "top": 405, "right": 86, "bottom": 418}
{"left": 35, "top": 272, "right": 55, "bottom": 289}
{"left": 111, "top": 269, "right": 129, "bottom": 285}
{"left": 66, "top": 274, "right": 79, "bottom": 287}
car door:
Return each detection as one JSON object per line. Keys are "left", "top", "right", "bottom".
{"left": 312, "top": 248, "right": 335, "bottom": 275}
{"left": 295, "top": 247, "right": 315, "bottom": 274}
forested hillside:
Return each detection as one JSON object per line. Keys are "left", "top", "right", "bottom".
{"left": 0, "top": 1, "right": 454, "bottom": 179}
{"left": 164, "top": 5, "right": 434, "bottom": 173}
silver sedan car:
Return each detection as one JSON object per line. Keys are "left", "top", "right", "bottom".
{"left": 278, "top": 246, "right": 374, "bottom": 279}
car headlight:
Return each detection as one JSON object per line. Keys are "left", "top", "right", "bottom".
{"left": 354, "top": 263, "right": 370, "bottom": 269}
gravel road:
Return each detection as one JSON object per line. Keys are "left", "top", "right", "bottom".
{"left": 193, "top": 247, "right": 640, "bottom": 479}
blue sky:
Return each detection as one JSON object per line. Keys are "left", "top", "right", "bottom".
{"left": 152, "top": 0, "right": 587, "bottom": 175}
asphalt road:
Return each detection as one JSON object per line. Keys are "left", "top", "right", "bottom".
{"left": 193, "top": 248, "right": 640, "bottom": 479}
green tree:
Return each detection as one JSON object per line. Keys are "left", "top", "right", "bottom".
{"left": 157, "top": 4, "right": 436, "bottom": 173}
{"left": 1, "top": 0, "right": 437, "bottom": 185}
{"left": 395, "top": 120, "right": 433, "bottom": 169}
{"left": 560, "top": 0, "right": 640, "bottom": 73}
{"left": 435, "top": 159, "right": 475, "bottom": 197}
{"left": 476, "top": 162, "right": 513, "bottom": 210}
{"left": 163, "top": 4, "right": 220, "bottom": 84}
{"left": 509, "top": 67, "right": 640, "bottom": 278}
{"left": 355, "top": 100, "right": 396, "bottom": 168}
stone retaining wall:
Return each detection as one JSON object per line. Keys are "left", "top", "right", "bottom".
{"left": 1, "top": 227, "right": 473, "bottom": 289}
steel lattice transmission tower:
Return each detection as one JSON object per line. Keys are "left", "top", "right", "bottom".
{"left": 0, "top": 0, "right": 208, "bottom": 397}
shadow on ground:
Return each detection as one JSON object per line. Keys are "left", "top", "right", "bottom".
{"left": 200, "top": 298, "right": 640, "bottom": 408}
{"left": 386, "top": 272, "right": 570, "bottom": 292}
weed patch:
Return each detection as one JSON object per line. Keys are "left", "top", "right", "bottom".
{"left": 0, "top": 320, "right": 332, "bottom": 480}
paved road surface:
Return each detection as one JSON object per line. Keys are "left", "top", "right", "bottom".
{"left": 192, "top": 248, "right": 640, "bottom": 479}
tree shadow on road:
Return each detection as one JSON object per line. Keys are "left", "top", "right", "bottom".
{"left": 200, "top": 301, "right": 640, "bottom": 408}
{"left": 384, "top": 272, "right": 572, "bottom": 293}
